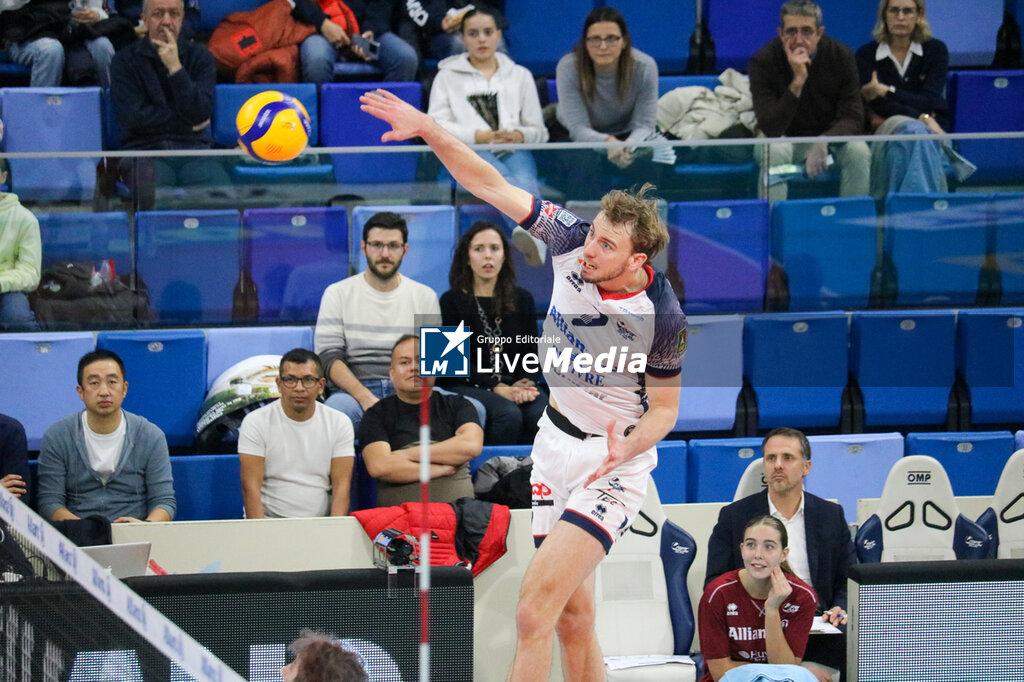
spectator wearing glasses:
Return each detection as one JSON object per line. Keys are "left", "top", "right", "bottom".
{"left": 554, "top": 6, "right": 668, "bottom": 198}
{"left": 238, "top": 348, "right": 355, "bottom": 519}
{"left": 313, "top": 211, "right": 440, "bottom": 434}
{"left": 748, "top": 0, "right": 871, "bottom": 201}
{"left": 856, "top": 0, "right": 951, "bottom": 198}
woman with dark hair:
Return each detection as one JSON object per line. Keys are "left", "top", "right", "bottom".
{"left": 554, "top": 6, "right": 664, "bottom": 195}
{"left": 698, "top": 515, "right": 819, "bottom": 682}
{"left": 856, "top": 0, "right": 952, "bottom": 198}
{"left": 439, "top": 221, "right": 547, "bottom": 445}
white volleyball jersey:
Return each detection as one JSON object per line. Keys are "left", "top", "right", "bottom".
{"left": 522, "top": 197, "right": 687, "bottom": 436}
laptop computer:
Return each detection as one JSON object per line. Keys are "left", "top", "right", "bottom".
{"left": 80, "top": 542, "right": 152, "bottom": 579}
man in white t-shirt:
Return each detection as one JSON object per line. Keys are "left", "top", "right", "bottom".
{"left": 238, "top": 348, "right": 355, "bottom": 518}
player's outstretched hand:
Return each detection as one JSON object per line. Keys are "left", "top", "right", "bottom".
{"left": 359, "top": 89, "right": 430, "bottom": 143}
{"left": 584, "top": 421, "right": 628, "bottom": 487}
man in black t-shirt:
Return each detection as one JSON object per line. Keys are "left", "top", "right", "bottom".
{"left": 358, "top": 335, "right": 483, "bottom": 506}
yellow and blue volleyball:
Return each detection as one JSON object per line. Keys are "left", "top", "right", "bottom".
{"left": 236, "top": 91, "right": 311, "bottom": 163}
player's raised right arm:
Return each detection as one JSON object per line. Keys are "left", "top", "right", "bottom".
{"left": 360, "top": 88, "right": 534, "bottom": 223}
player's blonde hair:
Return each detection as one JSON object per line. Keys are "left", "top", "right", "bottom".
{"left": 601, "top": 183, "right": 668, "bottom": 261}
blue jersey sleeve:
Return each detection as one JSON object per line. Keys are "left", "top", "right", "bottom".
{"left": 646, "top": 272, "right": 687, "bottom": 379}
{"left": 521, "top": 196, "right": 590, "bottom": 257}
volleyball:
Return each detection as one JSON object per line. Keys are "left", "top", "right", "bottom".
{"left": 236, "top": 90, "right": 311, "bottom": 163}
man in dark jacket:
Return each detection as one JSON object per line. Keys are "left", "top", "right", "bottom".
{"left": 109, "top": 0, "right": 228, "bottom": 206}
{"left": 705, "top": 427, "right": 857, "bottom": 681}
{"left": 748, "top": 0, "right": 870, "bottom": 201}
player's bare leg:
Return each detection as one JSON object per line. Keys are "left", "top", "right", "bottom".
{"left": 555, "top": 572, "right": 604, "bottom": 682}
{"left": 508, "top": 520, "right": 607, "bottom": 682}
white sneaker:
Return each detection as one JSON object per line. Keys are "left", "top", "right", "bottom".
{"left": 512, "top": 227, "right": 547, "bottom": 267}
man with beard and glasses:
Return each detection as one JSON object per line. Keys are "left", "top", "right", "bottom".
{"left": 314, "top": 211, "right": 442, "bottom": 434}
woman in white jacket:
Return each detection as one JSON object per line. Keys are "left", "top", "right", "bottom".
{"left": 428, "top": 5, "right": 548, "bottom": 263}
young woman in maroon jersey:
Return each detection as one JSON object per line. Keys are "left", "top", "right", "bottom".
{"left": 698, "top": 515, "right": 819, "bottom": 682}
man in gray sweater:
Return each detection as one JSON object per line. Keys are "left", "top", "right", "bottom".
{"left": 38, "top": 349, "right": 176, "bottom": 523}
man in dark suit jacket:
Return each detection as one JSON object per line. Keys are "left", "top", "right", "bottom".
{"left": 704, "top": 427, "right": 856, "bottom": 680}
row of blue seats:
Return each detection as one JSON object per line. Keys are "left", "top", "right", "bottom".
{"left": 3, "top": 69, "right": 1023, "bottom": 203}
{"left": 0, "top": 82, "right": 429, "bottom": 203}
{"left": 23, "top": 191, "right": 1024, "bottom": 333}
{"left": 3, "top": 307, "right": 1023, "bottom": 453}
{"left": 2, "top": 0, "right": 999, "bottom": 79}
{"left": 24, "top": 429, "right": 1023, "bottom": 522}
{"left": 507, "top": 0, "right": 1009, "bottom": 74}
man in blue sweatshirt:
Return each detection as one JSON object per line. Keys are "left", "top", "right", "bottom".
{"left": 38, "top": 349, "right": 176, "bottom": 523}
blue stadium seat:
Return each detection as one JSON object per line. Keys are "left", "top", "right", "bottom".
{"left": 653, "top": 441, "right": 687, "bottom": 505}
{"left": 35, "top": 212, "right": 132, "bottom": 274}
{"left": 97, "top": 330, "right": 207, "bottom": 448}
{"left": 770, "top": 197, "right": 877, "bottom": 310}
{"left": 504, "top": 0, "right": 593, "bottom": 75}
{"left": 815, "top": 0, "right": 878, "bottom": 53}
{"left": 242, "top": 206, "right": 349, "bottom": 322}
{"left": 350, "top": 453, "right": 377, "bottom": 512}
{"left": 667, "top": 199, "right": 769, "bottom": 312}
{"left": 744, "top": 312, "right": 849, "bottom": 430}
{"left": 0, "top": 332, "right": 96, "bottom": 450}
{"left": 991, "top": 193, "right": 1024, "bottom": 301}
{"left": 0, "top": 50, "right": 30, "bottom": 80}
{"left": 332, "top": 61, "right": 382, "bottom": 79}
{"left": 884, "top": 193, "right": 989, "bottom": 305}
{"left": 707, "top": 0, "right": 777, "bottom": 71}
{"left": 850, "top": 310, "right": 957, "bottom": 428}
{"left": 100, "top": 88, "right": 122, "bottom": 150}
{"left": 206, "top": 326, "right": 314, "bottom": 389}
{"left": 956, "top": 308, "right": 1024, "bottom": 426}
{"left": 469, "top": 444, "right": 534, "bottom": 475}
{"left": 805, "top": 432, "right": 905, "bottom": 524}
{"left": 350, "top": 205, "right": 456, "bottom": 296}
{"left": 457, "top": 203, "right": 552, "bottom": 315}
{"left": 1017, "top": 431, "right": 1024, "bottom": 452}
{"left": 198, "top": 0, "right": 262, "bottom": 31}
{"left": 617, "top": 1, "right": 694, "bottom": 74}
{"left": 320, "top": 82, "right": 423, "bottom": 185}
{"left": 928, "top": 1, "right": 1004, "bottom": 66}
{"left": 686, "top": 437, "right": 762, "bottom": 503}
{"left": 136, "top": 210, "right": 242, "bottom": 325}
{"left": 658, "top": 75, "right": 720, "bottom": 95}
{"left": 675, "top": 314, "right": 743, "bottom": 433}
{"left": 170, "top": 454, "right": 243, "bottom": 521}
{"left": 0, "top": 87, "right": 102, "bottom": 202}
{"left": 905, "top": 431, "right": 1015, "bottom": 497}
{"left": 950, "top": 71, "right": 1024, "bottom": 184}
